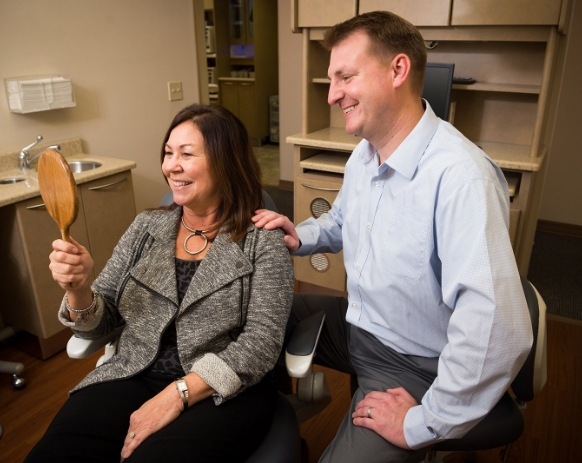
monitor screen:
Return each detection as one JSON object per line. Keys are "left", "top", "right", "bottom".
{"left": 422, "top": 63, "right": 455, "bottom": 121}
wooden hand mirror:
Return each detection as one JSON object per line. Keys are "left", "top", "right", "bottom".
{"left": 37, "top": 149, "right": 79, "bottom": 242}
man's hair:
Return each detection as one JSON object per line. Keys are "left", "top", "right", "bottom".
{"left": 323, "top": 11, "right": 427, "bottom": 94}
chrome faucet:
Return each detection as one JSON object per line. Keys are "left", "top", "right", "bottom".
{"left": 18, "top": 135, "right": 61, "bottom": 171}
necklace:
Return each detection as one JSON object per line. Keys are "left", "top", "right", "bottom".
{"left": 181, "top": 217, "right": 211, "bottom": 255}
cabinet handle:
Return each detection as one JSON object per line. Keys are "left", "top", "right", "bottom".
{"left": 26, "top": 202, "right": 47, "bottom": 210}
{"left": 88, "top": 178, "right": 127, "bottom": 191}
{"left": 300, "top": 183, "right": 341, "bottom": 192}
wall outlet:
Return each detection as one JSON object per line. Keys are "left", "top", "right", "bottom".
{"left": 167, "top": 81, "right": 183, "bottom": 101}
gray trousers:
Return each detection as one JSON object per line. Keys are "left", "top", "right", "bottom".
{"left": 290, "top": 294, "right": 438, "bottom": 463}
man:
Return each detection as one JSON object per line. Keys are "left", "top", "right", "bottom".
{"left": 253, "top": 11, "right": 532, "bottom": 463}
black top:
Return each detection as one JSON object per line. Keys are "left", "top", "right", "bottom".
{"left": 147, "top": 258, "right": 201, "bottom": 378}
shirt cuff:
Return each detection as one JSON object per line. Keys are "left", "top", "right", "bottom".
{"left": 404, "top": 405, "right": 443, "bottom": 450}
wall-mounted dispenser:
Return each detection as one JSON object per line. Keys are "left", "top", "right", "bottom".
{"left": 4, "top": 75, "right": 76, "bottom": 113}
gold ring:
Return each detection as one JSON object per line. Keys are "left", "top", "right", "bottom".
{"left": 367, "top": 407, "right": 372, "bottom": 419}
{"left": 129, "top": 432, "right": 136, "bottom": 439}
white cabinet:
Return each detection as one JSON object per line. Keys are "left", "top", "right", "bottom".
{"left": 451, "top": 0, "right": 563, "bottom": 26}
{"left": 357, "top": 0, "right": 563, "bottom": 26}
{"left": 289, "top": 1, "right": 564, "bottom": 291}
{"left": 359, "top": 0, "right": 452, "bottom": 26}
{"left": 0, "top": 171, "right": 135, "bottom": 358}
{"left": 296, "top": 0, "right": 356, "bottom": 28}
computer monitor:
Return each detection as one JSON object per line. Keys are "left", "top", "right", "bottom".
{"left": 422, "top": 63, "right": 455, "bottom": 121}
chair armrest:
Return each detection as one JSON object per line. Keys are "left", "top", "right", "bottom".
{"left": 66, "top": 326, "right": 124, "bottom": 359}
{"left": 285, "top": 311, "right": 325, "bottom": 378}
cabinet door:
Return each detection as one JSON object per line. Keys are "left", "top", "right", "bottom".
{"left": 229, "top": 0, "right": 245, "bottom": 44}
{"left": 80, "top": 171, "right": 136, "bottom": 275}
{"left": 219, "top": 80, "right": 262, "bottom": 144}
{"left": 237, "top": 81, "right": 258, "bottom": 141}
{"left": 451, "top": 0, "right": 562, "bottom": 25}
{"left": 297, "top": 0, "right": 357, "bottom": 28}
{"left": 0, "top": 195, "right": 90, "bottom": 339}
{"left": 220, "top": 80, "right": 239, "bottom": 114}
{"left": 359, "top": 0, "right": 452, "bottom": 26}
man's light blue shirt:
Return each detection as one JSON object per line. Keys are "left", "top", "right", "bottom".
{"left": 295, "top": 103, "right": 532, "bottom": 448}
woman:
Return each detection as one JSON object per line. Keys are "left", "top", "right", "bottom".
{"left": 25, "top": 104, "right": 294, "bottom": 462}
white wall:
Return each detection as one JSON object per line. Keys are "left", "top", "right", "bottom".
{"left": 0, "top": 0, "right": 201, "bottom": 212}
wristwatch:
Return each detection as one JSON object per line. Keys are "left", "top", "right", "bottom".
{"left": 175, "top": 377, "right": 189, "bottom": 409}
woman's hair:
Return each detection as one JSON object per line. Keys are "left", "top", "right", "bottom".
{"left": 323, "top": 11, "right": 427, "bottom": 94}
{"left": 160, "top": 103, "right": 263, "bottom": 241}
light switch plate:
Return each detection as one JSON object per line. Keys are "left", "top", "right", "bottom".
{"left": 168, "top": 81, "right": 183, "bottom": 101}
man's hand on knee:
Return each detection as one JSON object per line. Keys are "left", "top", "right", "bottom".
{"left": 352, "top": 387, "right": 416, "bottom": 449}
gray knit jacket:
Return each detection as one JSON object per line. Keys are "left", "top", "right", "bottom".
{"left": 59, "top": 206, "right": 294, "bottom": 404}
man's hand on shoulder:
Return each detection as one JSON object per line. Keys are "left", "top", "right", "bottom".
{"left": 252, "top": 209, "right": 301, "bottom": 253}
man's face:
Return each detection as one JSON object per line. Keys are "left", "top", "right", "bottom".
{"left": 327, "top": 31, "right": 395, "bottom": 143}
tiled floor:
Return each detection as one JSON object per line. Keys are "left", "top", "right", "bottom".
{"left": 255, "top": 143, "right": 280, "bottom": 186}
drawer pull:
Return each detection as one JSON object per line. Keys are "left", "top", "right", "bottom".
{"left": 300, "top": 183, "right": 340, "bottom": 192}
{"left": 88, "top": 178, "right": 127, "bottom": 191}
{"left": 26, "top": 203, "right": 46, "bottom": 210}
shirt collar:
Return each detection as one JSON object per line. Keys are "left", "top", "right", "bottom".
{"left": 357, "top": 99, "right": 440, "bottom": 179}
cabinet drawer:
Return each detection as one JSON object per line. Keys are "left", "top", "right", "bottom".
{"left": 298, "top": 0, "right": 357, "bottom": 28}
{"left": 451, "top": 0, "right": 563, "bottom": 25}
{"left": 294, "top": 176, "right": 346, "bottom": 292}
{"left": 359, "top": 0, "right": 452, "bottom": 26}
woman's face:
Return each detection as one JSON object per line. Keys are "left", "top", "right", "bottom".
{"left": 161, "top": 120, "right": 220, "bottom": 212}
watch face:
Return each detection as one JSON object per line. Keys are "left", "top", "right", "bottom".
{"left": 176, "top": 378, "right": 189, "bottom": 406}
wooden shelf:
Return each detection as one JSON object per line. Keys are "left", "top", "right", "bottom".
{"left": 453, "top": 82, "right": 540, "bottom": 94}
{"left": 288, "top": 128, "right": 360, "bottom": 152}
{"left": 299, "top": 152, "right": 351, "bottom": 174}
{"left": 312, "top": 77, "right": 540, "bottom": 95}
{"left": 289, "top": 130, "right": 541, "bottom": 172}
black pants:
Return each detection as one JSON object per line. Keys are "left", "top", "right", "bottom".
{"left": 25, "top": 372, "right": 276, "bottom": 463}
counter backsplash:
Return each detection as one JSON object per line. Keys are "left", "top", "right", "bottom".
{"left": 0, "top": 137, "right": 84, "bottom": 172}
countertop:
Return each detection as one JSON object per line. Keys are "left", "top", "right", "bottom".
{"left": 287, "top": 128, "right": 544, "bottom": 172}
{"left": 0, "top": 137, "right": 136, "bottom": 207}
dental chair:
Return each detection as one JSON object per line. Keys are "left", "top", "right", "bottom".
{"left": 66, "top": 190, "right": 330, "bottom": 462}
{"left": 67, "top": 309, "right": 326, "bottom": 463}
{"left": 277, "top": 277, "right": 547, "bottom": 463}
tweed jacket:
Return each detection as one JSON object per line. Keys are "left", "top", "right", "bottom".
{"left": 58, "top": 206, "right": 294, "bottom": 404}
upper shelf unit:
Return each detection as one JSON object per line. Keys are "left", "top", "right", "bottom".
{"left": 295, "top": 0, "right": 565, "bottom": 28}
{"left": 299, "top": 24, "right": 558, "bottom": 172}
